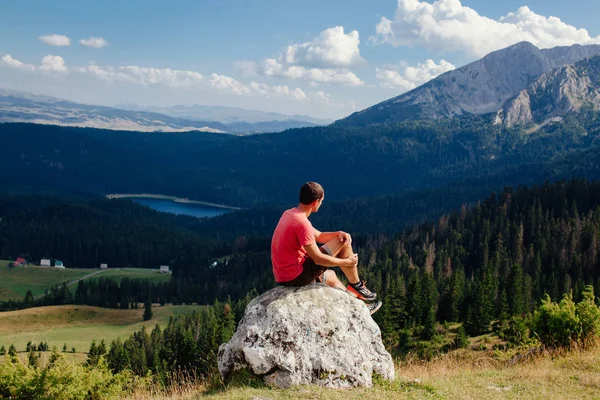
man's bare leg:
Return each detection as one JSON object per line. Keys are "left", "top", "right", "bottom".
{"left": 323, "top": 270, "right": 346, "bottom": 290}
{"left": 320, "top": 237, "right": 360, "bottom": 284}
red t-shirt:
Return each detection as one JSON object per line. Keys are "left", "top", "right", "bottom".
{"left": 271, "top": 208, "right": 316, "bottom": 282}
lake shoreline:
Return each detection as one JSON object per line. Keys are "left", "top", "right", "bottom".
{"left": 105, "top": 193, "right": 242, "bottom": 210}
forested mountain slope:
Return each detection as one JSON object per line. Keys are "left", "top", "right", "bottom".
{"left": 2, "top": 108, "right": 600, "bottom": 207}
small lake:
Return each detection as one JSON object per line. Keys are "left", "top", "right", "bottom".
{"left": 130, "top": 198, "right": 230, "bottom": 218}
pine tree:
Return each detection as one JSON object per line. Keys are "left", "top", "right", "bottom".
{"left": 143, "top": 299, "right": 153, "bottom": 321}
{"left": 509, "top": 264, "right": 525, "bottom": 315}
{"left": 28, "top": 349, "right": 39, "bottom": 368}
{"left": 454, "top": 325, "right": 469, "bottom": 348}
{"left": 24, "top": 290, "right": 34, "bottom": 306}
{"left": 220, "top": 303, "right": 236, "bottom": 344}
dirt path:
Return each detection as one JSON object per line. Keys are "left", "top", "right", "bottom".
{"left": 67, "top": 269, "right": 105, "bottom": 286}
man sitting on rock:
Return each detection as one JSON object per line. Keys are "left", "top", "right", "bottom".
{"left": 271, "top": 181, "right": 381, "bottom": 314}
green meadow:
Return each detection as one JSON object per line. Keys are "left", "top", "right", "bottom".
{"left": 0, "top": 304, "right": 204, "bottom": 354}
{"left": 0, "top": 261, "right": 171, "bottom": 301}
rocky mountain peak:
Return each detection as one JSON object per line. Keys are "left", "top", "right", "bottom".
{"left": 496, "top": 55, "right": 600, "bottom": 127}
{"left": 337, "top": 42, "right": 600, "bottom": 127}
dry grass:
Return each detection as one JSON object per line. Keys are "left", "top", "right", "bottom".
{"left": 132, "top": 346, "right": 600, "bottom": 400}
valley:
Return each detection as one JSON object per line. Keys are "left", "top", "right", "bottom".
{"left": 3, "top": 33, "right": 600, "bottom": 399}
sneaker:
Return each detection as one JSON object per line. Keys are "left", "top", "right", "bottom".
{"left": 367, "top": 300, "right": 382, "bottom": 315}
{"left": 346, "top": 281, "right": 377, "bottom": 301}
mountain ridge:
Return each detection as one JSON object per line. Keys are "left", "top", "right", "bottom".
{"left": 496, "top": 55, "right": 600, "bottom": 126}
{"left": 337, "top": 42, "right": 600, "bottom": 127}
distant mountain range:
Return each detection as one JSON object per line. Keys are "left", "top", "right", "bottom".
{"left": 0, "top": 90, "right": 328, "bottom": 134}
{"left": 116, "top": 103, "right": 331, "bottom": 126}
{"left": 338, "top": 41, "right": 600, "bottom": 127}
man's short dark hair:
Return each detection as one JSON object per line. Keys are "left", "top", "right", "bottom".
{"left": 299, "top": 182, "right": 324, "bottom": 205}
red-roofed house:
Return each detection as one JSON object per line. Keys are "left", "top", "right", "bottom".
{"left": 14, "top": 258, "right": 26, "bottom": 267}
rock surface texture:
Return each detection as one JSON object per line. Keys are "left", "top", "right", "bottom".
{"left": 497, "top": 55, "right": 600, "bottom": 126}
{"left": 217, "top": 284, "right": 394, "bottom": 388}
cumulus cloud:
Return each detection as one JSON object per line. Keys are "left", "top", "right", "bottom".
{"left": 262, "top": 58, "right": 364, "bottom": 86}
{"left": 1, "top": 54, "right": 66, "bottom": 73}
{"left": 376, "top": 59, "right": 456, "bottom": 91}
{"left": 210, "top": 73, "right": 252, "bottom": 95}
{"left": 247, "top": 26, "right": 365, "bottom": 86}
{"left": 38, "top": 34, "right": 71, "bottom": 47}
{"left": 249, "top": 82, "right": 308, "bottom": 100}
{"left": 284, "top": 26, "right": 364, "bottom": 68}
{"left": 78, "top": 65, "right": 204, "bottom": 87}
{"left": 79, "top": 37, "right": 109, "bottom": 48}
{"left": 370, "top": 0, "right": 600, "bottom": 58}
{"left": 208, "top": 73, "right": 350, "bottom": 106}
{"left": 39, "top": 55, "right": 68, "bottom": 72}
{"left": 1, "top": 55, "right": 36, "bottom": 71}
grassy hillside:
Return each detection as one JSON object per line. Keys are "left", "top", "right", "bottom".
{"left": 0, "top": 304, "right": 202, "bottom": 353}
{"left": 184, "top": 348, "right": 600, "bottom": 400}
{"left": 0, "top": 263, "right": 171, "bottom": 301}
{"left": 0, "top": 263, "right": 92, "bottom": 300}
{"left": 85, "top": 267, "right": 172, "bottom": 284}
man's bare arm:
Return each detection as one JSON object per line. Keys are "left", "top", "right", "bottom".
{"left": 303, "top": 243, "right": 357, "bottom": 268}
{"left": 314, "top": 230, "right": 352, "bottom": 245}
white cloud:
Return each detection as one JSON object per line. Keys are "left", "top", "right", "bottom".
{"left": 209, "top": 73, "right": 349, "bottom": 106}
{"left": 1, "top": 55, "right": 35, "bottom": 71}
{"left": 39, "top": 55, "right": 68, "bottom": 72}
{"left": 247, "top": 26, "right": 365, "bottom": 86}
{"left": 79, "top": 37, "right": 109, "bottom": 48}
{"left": 210, "top": 73, "right": 252, "bottom": 95}
{"left": 1, "top": 54, "right": 66, "bottom": 73}
{"left": 78, "top": 65, "right": 204, "bottom": 87}
{"left": 376, "top": 59, "right": 456, "bottom": 91}
{"left": 249, "top": 82, "right": 308, "bottom": 100}
{"left": 284, "top": 26, "right": 364, "bottom": 68}
{"left": 261, "top": 58, "right": 364, "bottom": 86}
{"left": 38, "top": 34, "right": 71, "bottom": 47}
{"left": 371, "top": 0, "right": 600, "bottom": 58}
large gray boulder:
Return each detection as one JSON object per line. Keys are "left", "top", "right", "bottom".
{"left": 217, "top": 284, "right": 394, "bottom": 388}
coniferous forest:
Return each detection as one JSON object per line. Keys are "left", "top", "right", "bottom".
{"left": 4, "top": 121, "right": 600, "bottom": 390}
{"left": 2, "top": 180, "right": 600, "bottom": 336}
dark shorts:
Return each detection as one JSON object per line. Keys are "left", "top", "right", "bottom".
{"left": 279, "top": 257, "right": 328, "bottom": 287}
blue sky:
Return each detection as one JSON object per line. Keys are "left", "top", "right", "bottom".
{"left": 1, "top": 0, "right": 600, "bottom": 119}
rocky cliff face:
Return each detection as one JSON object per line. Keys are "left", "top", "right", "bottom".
{"left": 338, "top": 42, "right": 600, "bottom": 127}
{"left": 497, "top": 56, "right": 600, "bottom": 126}
{"left": 217, "top": 285, "right": 394, "bottom": 388}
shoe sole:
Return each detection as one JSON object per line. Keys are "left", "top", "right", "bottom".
{"left": 368, "top": 301, "right": 382, "bottom": 315}
{"left": 346, "top": 287, "right": 377, "bottom": 301}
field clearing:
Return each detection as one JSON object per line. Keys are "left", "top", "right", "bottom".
{"left": 0, "top": 304, "right": 204, "bottom": 352}
{"left": 86, "top": 267, "right": 171, "bottom": 284}
{"left": 0, "top": 263, "right": 93, "bottom": 300}
{"left": 0, "top": 262, "right": 171, "bottom": 301}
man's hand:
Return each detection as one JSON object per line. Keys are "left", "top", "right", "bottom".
{"left": 342, "top": 253, "right": 358, "bottom": 268}
{"left": 338, "top": 231, "right": 352, "bottom": 245}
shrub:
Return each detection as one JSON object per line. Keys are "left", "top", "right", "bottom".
{"left": 497, "top": 315, "right": 531, "bottom": 346}
{"left": 532, "top": 285, "right": 600, "bottom": 349}
{"left": 0, "top": 350, "right": 131, "bottom": 399}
